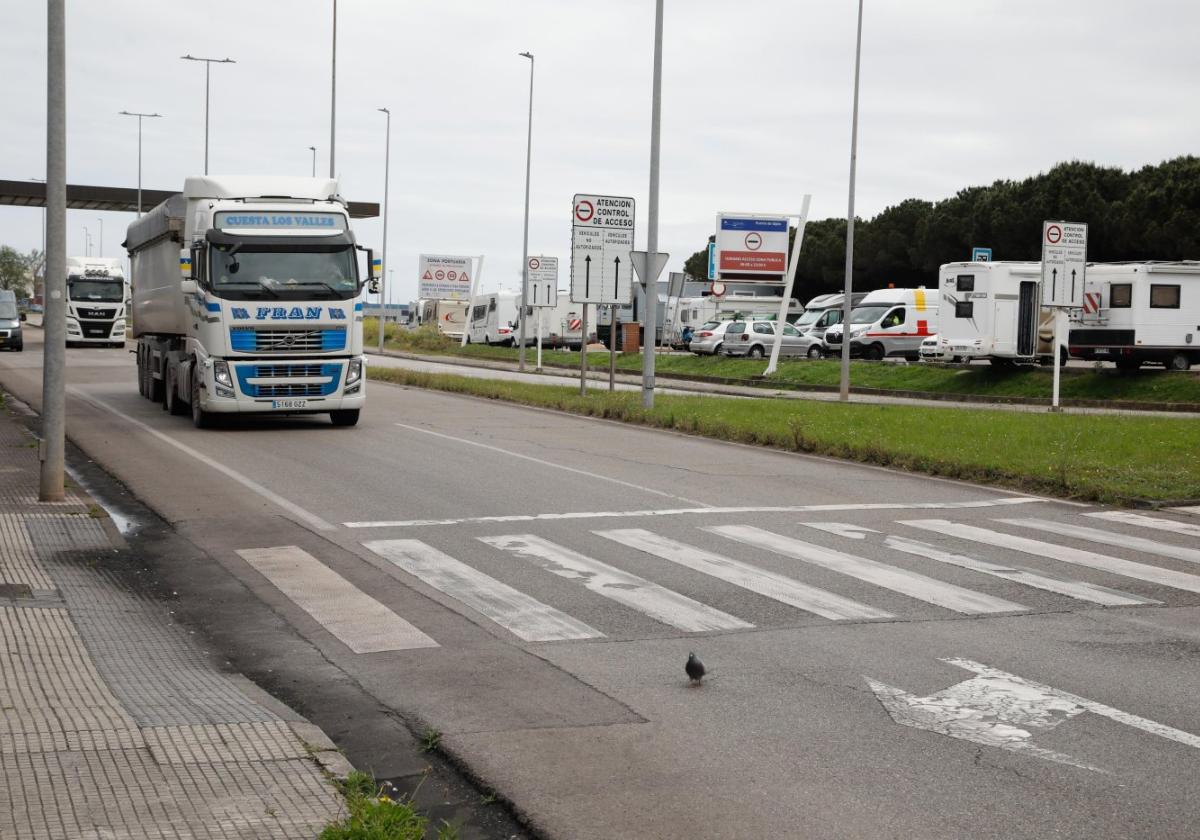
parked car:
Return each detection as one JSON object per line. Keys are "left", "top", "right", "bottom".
{"left": 0, "top": 290, "right": 25, "bottom": 352}
{"left": 918, "top": 334, "right": 941, "bottom": 361}
{"left": 689, "top": 320, "right": 738, "bottom": 356}
{"left": 723, "top": 319, "right": 823, "bottom": 359}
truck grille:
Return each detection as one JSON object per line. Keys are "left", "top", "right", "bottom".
{"left": 824, "top": 332, "right": 842, "bottom": 345}
{"left": 79, "top": 319, "right": 113, "bottom": 338}
{"left": 229, "top": 327, "right": 346, "bottom": 353}
{"left": 234, "top": 362, "right": 343, "bottom": 398}
{"left": 253, "top": 383, "right": 325, "bottom": 398}
{"left": 252, "top": 364, "right": 324, "bottom": 378}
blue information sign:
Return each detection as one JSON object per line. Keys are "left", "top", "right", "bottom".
{"left": 707, "top": 242, "right": 716, "bottom": 280}
{"left": 972, "top": 247, "right": 993, "bottom": 262}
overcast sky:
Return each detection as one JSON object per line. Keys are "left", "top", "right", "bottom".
{"left": 2, "top": 1, "right": 1198, "bottom": 301}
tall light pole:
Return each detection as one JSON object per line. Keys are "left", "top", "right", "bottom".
{"left": 839, "top": 0, "right": 865, "bottom": 402}
{"left": 42, "top": 0, "right": 67, "bottom": 501}
{"left": 329, "top": 0, "right": 337, "bottom": 178}
{"left": 119, "top": 110, "right": 163, "bottom": 217}
{"left": 377, "top": 107, "right": 391, "bottom": 353}
{"left": 309, "top": 145, "right": 317, "bottom": 177}
{"left": 83, "top": 226, "right": 90, "bottom": 256}
{"left": 642, "top": 0, "right": 665, "bottom": 409}
{"left": 517, "top": 51, "right": 534, "bottom": 371}
{"left": 180, "top": 54, "right": 235, "bottom": 175}
{"left": 96, "top": 217, "right": 103, "bottom": 257}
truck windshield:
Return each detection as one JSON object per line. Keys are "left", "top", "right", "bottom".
{"left": 67, "top": 277, "right": 124, "bottom": 302}
{"left": 209, "top": 244, "right": 358, "bottom": 300}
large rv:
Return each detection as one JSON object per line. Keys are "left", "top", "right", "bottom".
{"left": 467, "top": 290, "right": 523, "bottom": 345}
{"left": 1070, "top": 261, "right": 1200, "bottom": 371}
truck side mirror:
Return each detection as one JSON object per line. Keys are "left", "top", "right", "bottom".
{"left": 179, "top": 247, "right": 193, "bottom": 280}
{"left": 368, "top": 250, "right": 381, "bottom": 295}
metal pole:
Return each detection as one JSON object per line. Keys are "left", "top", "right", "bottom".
{"left": 764, "top": 197, "right": 812, "bottom": 376}
{"left": 579, "top": 304, "right": 588, "bottom": 395}
{"left": 309, "top": 145, "right": 316, "bottom": 177}
{"left": 1051, "top": 308, "right": 1064, "bottom": 411}
{"left": 536, "top": 311, "right": 542, "bottom": 371}
{"left": 839, "top": 0, "right": 864, "bottom": 402}
{"left": 83, "top": 227, "right": 90, "bottom": 256}
{"left": 460, "top": 256, "right": 484, "bottom": 348}
{"left": 181, "top": 57, "right": 234, "bottom": 175}
{"left": 329, "top": 0, "right": 337, "bottom": 178}
{"left": 136, "top": 118, "right": 143, "bottom": 214}
{"left": 97, "top": 217, "right": 102, "bottom": 257}
{"left": 41, "top": 0, "right": 66, "bottom": 502}
{"left": 641, "top": 0, "right": 664, "bottom": 409}
{"left": 377, "top": 108, "right": 390, "bottom": 353}
{"left": 518, "top": 52, "right": 534, "bottom": 371}
{"left": 608, "top": 304, "right": 616, "bottom": 392}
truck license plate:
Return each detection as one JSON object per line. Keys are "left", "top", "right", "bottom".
{"left": 272, "top": 399, "right": 307, "bottom": 410}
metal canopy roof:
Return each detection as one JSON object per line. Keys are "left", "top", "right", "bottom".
{"left": 0, "top": 179, "right": 379, "bottom": 219}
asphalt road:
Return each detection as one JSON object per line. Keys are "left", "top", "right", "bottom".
{"left": 3, "top": 329, "right": 1200, "bottom": 839}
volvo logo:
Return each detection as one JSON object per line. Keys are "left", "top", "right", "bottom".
{"left": 282, "top": 334, "right": 296, "bottom": 347}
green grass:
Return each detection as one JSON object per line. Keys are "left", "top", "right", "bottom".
{"left": 321, "top": 771, "right": 458, "bottom": 840}
{"left": 368, "top": 366, "right": 1200, "bottom": 504}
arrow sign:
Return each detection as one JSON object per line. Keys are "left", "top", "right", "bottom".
{"left": 584, "top": 255, "right": 592, "bottom": 300}
{"left": 629, "top": 250, "right": 670, "bottom": 289}
{"left": 612, "top": 256, "right": 621, "bottom": 301}
{"left": 867, "top": 658, "right": 1200, "bottom": 773}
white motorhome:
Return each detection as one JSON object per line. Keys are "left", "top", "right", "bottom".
{"left": 935, "top": 261, "right": 1064, "bottom": 365}
{"left": 1070, "top": 261, "right": 1200, "bottom": 371}
{"left": 65, "top": 256, "right": 127, "bottom": 347}
{"left": 823, "top": 287, "right": 938, "bottom": 360}
{"left": 467, "top": 290, "right": 524, "bottom": 345}
{"left": 415, "top": 298, "right": 468, "bottom": 338}
{"left": 125, "top": 176, "right": 374, "bottom": 428}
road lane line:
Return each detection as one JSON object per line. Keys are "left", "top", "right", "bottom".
{"left": 394, "top": 422, "right": 709, "bottom": 506}
{"left": 800, "top": 523, "right": 878, "bottom": 539}
{"left": 363, "top": 539, "right": 602, "bottom": 642}
{"left": 236, "top": 546, "right": 438, "bottom": 653}
{"left": 480, "top": 534, "right": 753, "bottom": 632}
{"left": 884, "top": 536, "right": 1158, "bottom": 607}
{"left": 902, "top": 519, "right": 1200, "bottom": 595}
{"left": 1085, "top": 511, "right": 1200, "bottom": 538}
{"left": 596, "top": 528, "right": 893, "bottom": 621}
{"left": 707, "top": 525, "right": 1027, "bottom": 614}
{"left": 68, "top": 387, "right": 335, "bottom": 531}
{"left": 345, "top": 496, "right": 1046, "bottom": 529}
{"left": 1001, "top": 518, "right": 1200, "bottom": 565}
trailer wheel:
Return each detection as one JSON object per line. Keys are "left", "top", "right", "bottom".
{"left": 136, "top": 352, "right": 147, "bottom": 397}
{"left": 147, "top": 357, "right": 163, "bottom": 403}
{"left": 190, "top": 364, "right": 214, "bottom": 429}
{"left": 1168, "top": 352, "right": 1192, "bottom": 372}
{"left": 164, "top": 368, "right": 187, "bottom": 416}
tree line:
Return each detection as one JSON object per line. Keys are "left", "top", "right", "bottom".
{"left": 683, "top": 156, "right": 1200, "bottom": 300}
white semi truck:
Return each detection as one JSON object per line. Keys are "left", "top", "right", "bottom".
{"left": 125, "top": 176, "right": 376, "bottom": 428}
{"left": 65, "top": 256, "right": 127, "bottom": 347}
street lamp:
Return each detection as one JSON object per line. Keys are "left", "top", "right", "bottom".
{"left": 119, "top": 111, "right": 163, "bottom": 217}
{"left": 517, "top": 51, "right": 534, "bottom": 371}
{"left": 83, "top": 226, "right": 90, "bottom": 256}
{"left": 309, "top": 145, "right": 317, "bottom": 177}
{"left": 377, "top": 107, "right": 391, "bottom": 353}
{"left": 329, "top": 0, "right": 337, "bottom": 178}
{"left": 180, "top": 54, "right": 235, "bottom": 174}
{"left": 839, "top": 0, "right": 865, "bottom": 402}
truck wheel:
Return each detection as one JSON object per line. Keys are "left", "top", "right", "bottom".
{"left": 164, "top": 368, "right": 187, "bottom": 416}
{"left": 749, "top": 345, "right": 764, "bottom": 359}
{"left": 190, "top": 365, "right": 213, "bottom": 429}
{"left": 865, "top": 344, "right": 885, "bottom": 361}
{"left": 807, "top": 345, "right": 823, "bottom": 359}
{"left": 147, "top": 361, "right": 163, "bottom": 403}
{"left": 137, "top": 353, "right": 147, "bottom": 397}
{"left": 1168, "top": 352, "right": 1191, "bottom": 372}
{"left": 330, "top": 409, "right": 360, "bottom": 427}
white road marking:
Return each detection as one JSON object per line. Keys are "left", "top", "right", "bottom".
{"left": 480, "top": 534, "right": 753, "bottom": 632}
{"left": 707, "top": 525, "right": 1027, "bottom": 614}
{"left": 236, "top": 546, "right": 438, "bottom": 653}
{"left": 69, "top": 387, "right": 335, "bottom": 531}
{"left": 596, "top": 528, "right": 894, "bottom": 621}
{"left": 884, "top": 536, "right": 1158, "bottom": 607}
{"left": 1002, "top": 518, "right": 1200, "bottom": 565}
{"left": 799, "top": 522, "right": 878, "bottom": 539}
{"left": 345, "top": 496, "right": 1045, "bottom": 529}
{"left": 902, "top": 519, "right": 1200, "bottom": 595}
{"left": 394, "top": 422, "right": 709, "bottom": 506}
{"left": 1086, "top": 510, "right": 1200, "bottom": 538}
{"left": 363, "top": 538, "right": 602, "bottom": 642}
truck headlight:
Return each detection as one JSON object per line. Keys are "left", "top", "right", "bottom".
{"left": 345, "top": 358, "right": 363, "bottom": 386}
{"left": 213, "top": 360, "right": 232, "bottom": 387}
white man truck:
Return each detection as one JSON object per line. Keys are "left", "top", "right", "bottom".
{"left": 125, "top": 176, "right": 376, "bottom": 428}
{"left": 66, "top": 256, "right": 127, "bottom": 347}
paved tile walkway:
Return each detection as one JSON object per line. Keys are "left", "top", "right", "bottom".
{"left": 0, "top": 399, "right": 350, "bottom": 838}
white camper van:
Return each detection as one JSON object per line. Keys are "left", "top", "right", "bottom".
{"left": 823, "top": 287, "right": 938, "bottom": 360}
{"left": 467, "top": 290, "right": 523, "bottom": 345}
{"left": 416, "top": 298, "right": 468, "bottom": 338}
{"left": 1071, "top": 262, "right": 1200, "bottom": 371}
{"left": 793, "top": 292, "right": 868, "bottom": 341}
{"left": 935, "top": 261, "right": 1064, "bottom": 365}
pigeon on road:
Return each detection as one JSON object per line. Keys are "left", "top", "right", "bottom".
{"left": 685, "top": 652, "right": 706, "bottom": 685}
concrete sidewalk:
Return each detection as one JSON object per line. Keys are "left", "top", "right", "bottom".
{"left": 0, "top": 393, "right": 351, "bottom": 838}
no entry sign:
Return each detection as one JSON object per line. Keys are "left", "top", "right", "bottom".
{"left": 1041, "top": 221, "right": 1087, "bottom": 308}
{"left": 526, "top": 255, "right": 559, "bottom": 308}
{"left": 570, "top": 193, "right": 635, "bottom": 304}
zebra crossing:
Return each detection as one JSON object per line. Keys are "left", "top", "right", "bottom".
{"left": 239, "top": 509, "right": 1200, "bottom": 652}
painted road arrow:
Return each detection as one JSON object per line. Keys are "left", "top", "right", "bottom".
{"left": 867, "top": 658, "right": 1200, "bottom": 773}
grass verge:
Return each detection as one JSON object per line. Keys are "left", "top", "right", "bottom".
{"left": 368, "top": 366, "right": 1200, "bottom": 504}
{"left": 364, "top": 320, "right": 1200, "bottom": 405}
{"left": 321, "top": 771, "right": 458, "bottom": 840}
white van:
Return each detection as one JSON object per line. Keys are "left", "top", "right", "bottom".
{"left": 468, "top": 290, "right": 522, "bottom": 345}
{"left": 823, "top": 287, "right": 938, "bottom": 360}
{"left": 793, "top": 292, "right": 868, "bottom": 341}
{"left": 936, "top": 261, "right": 1064, "bottom": 365}
{"left": 1071, "top": 261, "right": 1200, "bottom": 371}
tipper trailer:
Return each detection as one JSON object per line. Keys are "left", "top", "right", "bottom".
{"left": 125, "top": 176, "right": 377, "bottom": 428}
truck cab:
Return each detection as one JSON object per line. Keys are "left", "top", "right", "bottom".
{"left": 65, "top": 257, "right": 127, "bottom": 347}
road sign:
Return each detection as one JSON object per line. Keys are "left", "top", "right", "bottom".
{"left": 710, "top": 281, "right": 726, "bottom": 298}
{"left": 972, "top": 247, "right": 992, "bottom": 262}
{"left": 570, "top": 193, "right": 635, "bottom": 304}
{"left": 715, "top": 214, "right": 788, "bottom": 275}
{"left": 1082, "top": 291, "right": 1102, "bottom": 316}
{"left": 1041, "top": 221, "right": 1087, "bottom": 308}
{"left": 706, "top": 241, "right": 716, "bottom": 280}
{"left": 418, "top": 254, "right": 474, "bottom": 300}
{"left": 526, "top": 255, "right": 558, "bottom": 308}
{"left": 629, "top": 250, "right": 669, "bottom": 290}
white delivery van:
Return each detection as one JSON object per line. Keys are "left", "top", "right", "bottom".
{"left": 467, "top": 290, "right": 523, "bottom": 345}
{"left": 823, "top": 287, "right": 938, "bottom": 360}
{"left": 1070, "top": 261, "right": 1200, "bottom": 371}
{"left": 936, "top": 261, "right": 1065, "bottom": 365}
{"left": 793, "top": 292, "right": 868, "bottom": 341}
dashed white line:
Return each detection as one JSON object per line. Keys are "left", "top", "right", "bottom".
{"left": 1000, "top": 518, "right": 1200, "bottom": 565}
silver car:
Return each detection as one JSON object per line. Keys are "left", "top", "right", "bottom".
{"left": 722, "top": 319, "right": 823, "bottom": 359}
{"left": 689, "top": 320, "right": 738, "bottom": 356}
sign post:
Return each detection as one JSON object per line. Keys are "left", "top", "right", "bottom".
{"left": 525, "top": 255, "right": 558, "bottom": 371}
{"left": 571, "top": 193, "right": 636, "bottom": 394}
{"left": 764, "top": 197, "right": 813, "bottom": 376}
{"left": 1041, "top": 221, "right": 1087, "bottom": 410}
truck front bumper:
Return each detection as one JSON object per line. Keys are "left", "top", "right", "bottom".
{"left": 199, "top": 356, "right": 367, "bottom": 414}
